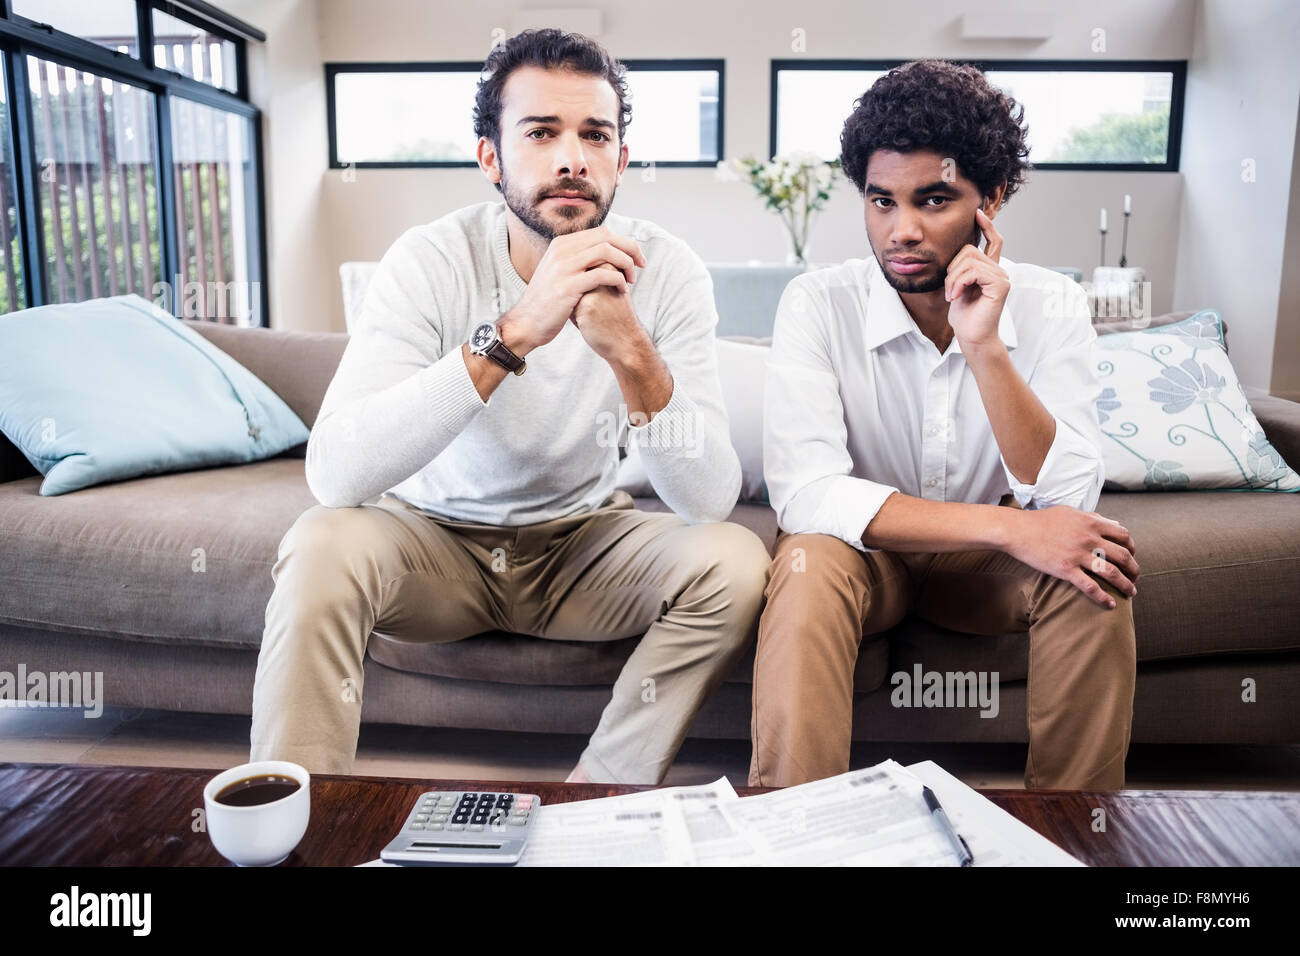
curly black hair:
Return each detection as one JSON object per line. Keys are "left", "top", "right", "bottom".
{"left": 839, "top": 59, "right": 1031, "bottom": 206}
{"left": 473, "top": 28, "right": 631, "bottom": 152}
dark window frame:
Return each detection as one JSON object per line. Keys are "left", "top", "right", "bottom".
{"left": 0, "top": 0, "right": 269, "bottom": 325}
{"left": 769, "top": 58, "right": 1187, "bottom": 172}
{"left": 149, "top": 0, "right": 252, "bottom": 98}
{"left": 325, "top": 57, "right": 726, "bottom": 170}
{"left": 620, "top": 58, "right": 725, "bottom": 169}
{"left": 326, "top": 61, "right": 482, "bottom": 170}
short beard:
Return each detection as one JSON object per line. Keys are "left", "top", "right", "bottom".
{"left": 499, "top": 161, "right": 614, "bottom": 241}
{"left": 873, "top": 220, "right": 982, "bottom": 294}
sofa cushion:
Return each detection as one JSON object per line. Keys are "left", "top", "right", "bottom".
{"left": 366, "top": 495, "right": 841, "bottom": 688}
{"left": 886, "top": 489, "right": 1300, "bottom": 683}
{"left": 6, "top": 452, "right": 1294, "bottom": 690}
{"left": 368, "top": 621, "right": 892, "bottom": 692}
{"left": 1245, "top": 386, "right": 1300, "bottom": 475}
{"left": 616, "top": 338, "right": 770, "bottom": 503}
{"left": 374, "top": 488, "right": 1278, "bottom": 685}
{"left": 0, "top": 457, "right": 316, "bottom": 648}
{"left": 634, "top": 496, "right": 779, "bottom": 551}
{"left": 182, "top": 319, "right": 347, "bottom": 434}
{"left": 0, "top": 296, "right": 309, "bottom": 495}
{"left": 700, "top": 493, "right": 1298, "bottom": 672}
{"left": 1092, "top": 491, "right": 1300, "bottom": 660}
{"left": 715, "top": 338, "right": 770, "bottom": 502}
{"left": 1093, "top": 312, "right": 1299, "bottom": 491}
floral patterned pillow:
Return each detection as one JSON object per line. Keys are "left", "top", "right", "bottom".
{"left": 1093, "top": 311, "right": 1300, "bottom": 492}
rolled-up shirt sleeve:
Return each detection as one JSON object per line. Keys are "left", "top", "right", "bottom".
{"left": 764, "top": 278, "right": 900, "bottom": 552}
{"left": 1001, "top": 282, "right": 1106, "bottom": 512}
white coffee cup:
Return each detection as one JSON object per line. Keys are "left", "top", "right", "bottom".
{"left": 203, "top": 760, "right": 310, "bottom": 866}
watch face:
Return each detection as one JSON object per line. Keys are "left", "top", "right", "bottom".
{"left": 470, "top": 323, "right": 497, "bottom": 351}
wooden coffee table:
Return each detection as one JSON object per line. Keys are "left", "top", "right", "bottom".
{"left": 1, "top": 762, "right": 1297, "bottom": 866}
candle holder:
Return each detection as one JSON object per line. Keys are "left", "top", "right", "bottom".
{"left": 1099, "top": 207, "right": 1109, "bottom": 267}
{"left": 1119, "top": 210, "right": 1131, "bottom": 268}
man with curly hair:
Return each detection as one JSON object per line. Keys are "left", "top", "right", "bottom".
{"left": 750, "top": 59, "right": 1138, "bottom": 791}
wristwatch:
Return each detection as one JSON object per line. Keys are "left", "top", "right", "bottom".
{"left": 469, "top": 321, "right": 526, "bottom": 375}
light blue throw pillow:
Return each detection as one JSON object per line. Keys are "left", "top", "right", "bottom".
{"left": 0, "top": 294, "right": 308, "bottom": 495}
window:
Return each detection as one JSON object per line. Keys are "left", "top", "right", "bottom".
{"left": 621, "top": 60, "right": 722, "bottom": 166}
{"left": 327, "top": 58, "right": 724, "bottom": 168}
{"left": 772, "top": 65, "right": 883, "bottom": 163}
{"left": 0, "top": 52, "right": 24, "bottom": 312}
{"left": 328, "top": 64, "right": 482, "bottom": 166}
{"left": 771, "top": 59, "right": 1185, "bottom": 171}
{"left": 0, "top": 1, "right": 266, "bottom": 323}
{"left": 11, "top": 0, "right": 141, "bottom": 57}
{"left": 27, "top": 56, "right": 160, "bottom": 304}
{"left": 152, "top": 8, "right": 240, "bottom": 94}
{"left": 170, "top": 95, "right": 258, "bottom": 320}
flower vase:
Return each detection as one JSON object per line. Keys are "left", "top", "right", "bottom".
{"left": 785, "top": 232, "right": 810, "bottom": 269}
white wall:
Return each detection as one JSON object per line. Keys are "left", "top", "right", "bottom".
{"left": 1274, "top": 89, "right": 1300, "bottom": 401}
{"left": 222, "top": 0, "right": 333, "bottom": 333}
{"left": 237, "top": 0, "right": 1300, "bottom": 397}
{"left": 1173, "top": 0, "right": 1300, "bottom": 395}
{"left": 302, "top": 0, "right": 1197, "bottom": 333}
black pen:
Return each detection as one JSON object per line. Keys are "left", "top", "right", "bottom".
{"left": 922, "top": 785, "right": 974, "bottom": 867}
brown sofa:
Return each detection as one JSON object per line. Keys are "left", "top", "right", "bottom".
{"left": 2, "top": 319, "right": 1299, "bottom": 753}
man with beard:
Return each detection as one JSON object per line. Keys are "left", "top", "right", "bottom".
{"left": 250, "top": 29, "right": 768, "bottom": 784}
{"left": 750, "top": 59, "right": 1139, "bottom": 792}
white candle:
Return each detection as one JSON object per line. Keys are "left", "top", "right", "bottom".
{"left": 1100, "top": 208, "right": 1108, "bottom": 232}
{"left": 1124, "top": 194, "right": 1132, "bottom": 214}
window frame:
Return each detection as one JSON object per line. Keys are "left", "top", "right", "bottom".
{"left": 325, "top": 57, "right": 726, "bottom": 170}
{"left": 325, "top": 60, "right": 482, "bottom": 170}
{"left": 0, "top": 0, "right": 268, "bottom": 325}
{"left": 148, "top": 0, "right": 250, "bottom": 97}
{"left": 619, "top": 58, "right": 725, "bottom": 168}
{"left": 769, "top": 58, "right": 1187, "bottom": 172}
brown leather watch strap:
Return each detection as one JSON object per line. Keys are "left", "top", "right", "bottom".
{"left": 485, "top": 336, "right": 526, "bottom": 375}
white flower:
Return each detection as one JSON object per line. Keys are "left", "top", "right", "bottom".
{"left": 714, "top": 159, "right": 741, "bottom": 183}
{"left": 776, "top": 150, "right": 824, "bottom": 168}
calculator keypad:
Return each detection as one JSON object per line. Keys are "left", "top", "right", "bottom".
{"left": 405, "top": 792, "right": 535, "bottom": 833}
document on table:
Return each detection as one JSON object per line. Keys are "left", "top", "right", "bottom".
{"left": 356, "top": 760, "right": 1084, "bottom": 866}
{"left": 660, "top": 777, "right": 765, "bottom": 866}
{"left": 902, "top": 760, "right": 1084, "bottom": 867}
{"left": 711, "top": 759, "right": 977, "bottom": 865}
{"left": 354, "top": 778, "right": 743, "bottom": 867}
{"left": 516, "top": 777, "right": 749, "bottom": 866}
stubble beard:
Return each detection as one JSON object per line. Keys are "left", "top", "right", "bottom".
{"left": 500, "top": 162, "right": 615, "bottom": 241}
{"left": 872, "top": 221, "right": 982, "bottom": 294}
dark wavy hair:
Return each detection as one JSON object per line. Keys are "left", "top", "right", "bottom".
{"left": 839, "top": 59, "right": 1031, "bottom": 206}
{"left": 473, "top": 28, "right": 631, "bottom": 157}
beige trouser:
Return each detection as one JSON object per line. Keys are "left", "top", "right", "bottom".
{"left": 749, "top": 501, "right": 1137, "bottom": 791}
{"left": 250, "top": 490, "right": 769, "bottom": 784}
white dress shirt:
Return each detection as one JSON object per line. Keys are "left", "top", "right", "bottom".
{"left": 763, "top": 254, "right": 1106, "bottom": 552}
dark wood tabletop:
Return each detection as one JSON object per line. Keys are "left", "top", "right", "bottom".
{"left": 1, "top": 762, "right": 1296, "bottom": 866}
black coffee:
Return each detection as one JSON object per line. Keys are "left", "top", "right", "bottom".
{"left": 215, "top": 774, "right": 301, "bottom": 807}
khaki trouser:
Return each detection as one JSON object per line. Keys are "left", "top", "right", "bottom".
{"left": 249, "top": 490, "right": 769, "bottom": 785}
{"left": 749, "top": 500, "right": 1137, "bottom": 791}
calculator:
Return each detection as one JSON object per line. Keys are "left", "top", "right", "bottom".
{"left": 379, "top": 790, "right": 540, "bottom": 866}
